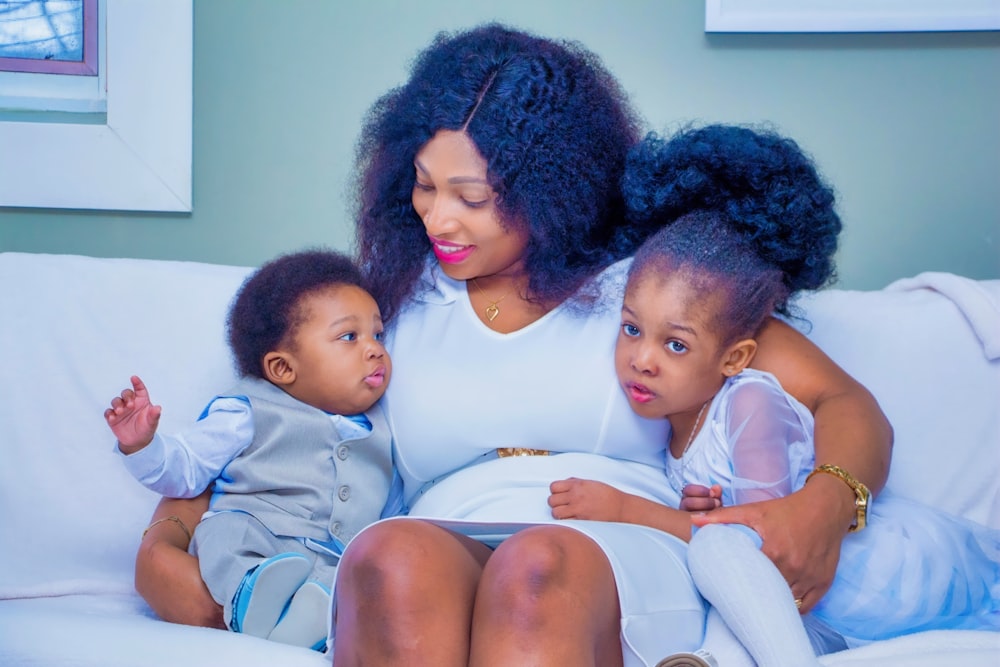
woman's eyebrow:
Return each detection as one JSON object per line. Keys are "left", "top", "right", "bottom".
{"left": 413, "top": 159, "right": 489, "bottom": 186}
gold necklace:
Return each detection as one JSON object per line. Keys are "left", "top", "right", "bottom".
{"left": 471, "top": 278, "right": 511, "bottom": 323}
{"left": 669, "top": 399, "right": 710, "bottom": 493}
{"left": 681, "top": 399, "right": 710, "bottom": 457}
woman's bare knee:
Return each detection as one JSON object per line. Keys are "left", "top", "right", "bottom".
{"left": 334, "top": 519, "right": 492, "bottom": 667}
{"left": 338, "top": 519, "right": 488, "bottom": 601}
{"left": 336, "top": 521, "right": 411, "bottom": 597}
{"left": 471, "top": 526, "right": 622, "bottom": 666}
{"left": 479, "top": 526, "right": 619, "bottom": 621}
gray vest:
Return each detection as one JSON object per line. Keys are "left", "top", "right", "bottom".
{"left": 210, "top": 377, "right": 393, "bottom": 546}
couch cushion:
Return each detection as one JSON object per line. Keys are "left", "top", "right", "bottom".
{"left": 0, "top": 596, "right": 328, "bottom": 667}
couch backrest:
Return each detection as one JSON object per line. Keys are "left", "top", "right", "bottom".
{"left": 0, "top": 252, "right": 996, "bottom": 606}
{"left": 0, "top": 252, "right": 252, "bottom": 601}
{"left": 793, "top": 274, "right": 1000, "bottom": 528}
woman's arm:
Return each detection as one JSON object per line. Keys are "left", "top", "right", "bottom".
{"left": 754, "top": 319, "right": 893, "bottom": 492}
{"left": 134, "top": 491, "right": 224, "bottom": 628}
{"left": 695, "top": 318, "right": 893, "bottom": 611}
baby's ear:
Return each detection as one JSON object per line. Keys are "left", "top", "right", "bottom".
{"left": 262, "top": 351, "right": 295, "bottom": 386}
{"left": 721, "top": 339, "right": 757, "bottom": 377}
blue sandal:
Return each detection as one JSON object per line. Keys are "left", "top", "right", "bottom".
{"left": 268, "top": 580, "right": 332, "bottom": 651}
{"left": 230, "top": 552, "right": 311, "bottom": 637}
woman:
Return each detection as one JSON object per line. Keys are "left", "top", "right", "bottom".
{"left": 135, "top": 23, "right": 892, "bottom": 666}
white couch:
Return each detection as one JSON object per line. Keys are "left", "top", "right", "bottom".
{"left": 0, "top": 251, "right": 997, "bottom": 666}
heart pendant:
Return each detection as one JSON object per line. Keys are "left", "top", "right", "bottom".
{"left": 485, "top": 303, "right": 500, "bottom": 322}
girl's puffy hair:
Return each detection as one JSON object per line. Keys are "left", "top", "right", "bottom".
{"left": 622, "top": 123, "right": 841, "bottom": 298}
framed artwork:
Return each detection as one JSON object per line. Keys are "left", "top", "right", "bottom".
{"left": 705, "top": 0, "right": 1000, "bottom": 33}
{"left": 0, "top": 0, "right": 98, "bottom": 75}
{"left": 0, "top": 0, "right": 192, "bottom": 212}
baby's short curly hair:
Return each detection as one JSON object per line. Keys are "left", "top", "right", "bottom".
{"left": 227, "top": 249, "right": 365, "bottom": 379}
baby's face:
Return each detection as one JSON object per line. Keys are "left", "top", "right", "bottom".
{"left": 282, "top": 285, "right": 390, "bottom": 416}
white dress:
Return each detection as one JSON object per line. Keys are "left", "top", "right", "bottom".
{"left": 676, "top": 368, "right": 1000, "bottom": 645}
{"left": 375, "top": 258, "right": 707, "bottom": 666}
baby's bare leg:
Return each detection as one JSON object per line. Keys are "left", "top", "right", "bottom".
{"left": 134, "top": 491, "right": 223, "bottom": 629}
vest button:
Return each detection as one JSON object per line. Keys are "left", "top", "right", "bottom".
{"left": 337, "top": 445, "right": 350, "bottom": 460}
{"left": 331, "top": 521, "right": 342, "bottom": 535}
{"left": 338, "top": 485, "right": 351, "bottom": 501}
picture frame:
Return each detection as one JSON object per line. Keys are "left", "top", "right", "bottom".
{"left": 705, "top": 0, "right": 1000, "bottom": 33}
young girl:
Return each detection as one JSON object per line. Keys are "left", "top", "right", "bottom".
{"left": 551, "top": 124, "right": 1000, "bottom": 666}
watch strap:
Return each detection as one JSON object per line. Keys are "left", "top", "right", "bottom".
{"left": 806, "top": 464, "right": 870, "bottom": 532}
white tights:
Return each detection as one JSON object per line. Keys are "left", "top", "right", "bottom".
{"left": 687, "top": 524, "right": 824, "bottom": 667}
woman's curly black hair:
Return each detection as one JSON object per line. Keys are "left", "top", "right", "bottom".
{"left": 625, "top": 124, "right": 842, "bottom": 342}
{"left": 353, "top": 22, "right": 644, "bottom": 321}
{"left": 227, "top": 249, "right": 366, "bottom": 379}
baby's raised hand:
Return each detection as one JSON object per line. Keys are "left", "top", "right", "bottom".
{"left": 105, "top": 375, "right": 161, "bottom": 453}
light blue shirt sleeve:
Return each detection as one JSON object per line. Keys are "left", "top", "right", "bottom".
{"left": 116, "top": 396, "right": 254, "bottom": 498}
{"left": 380, "top": 468, "right": 407, "bottom": 518}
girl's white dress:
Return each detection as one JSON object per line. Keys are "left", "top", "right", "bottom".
{"left": 675, "top": 368, "right": 1000, "bottom": 645}
{"left": 370, "top": 258, "right": 707, "bottom": 666}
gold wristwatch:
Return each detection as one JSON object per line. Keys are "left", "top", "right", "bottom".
{"left": 806, "top": 464, "right": 871, "bottom": 532}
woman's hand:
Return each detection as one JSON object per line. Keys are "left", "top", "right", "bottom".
{"left": 691, "top": 477, "right": 854, "bottom": 612}
{"left": 742, "top": 319, "right": 893, "bottom": 611}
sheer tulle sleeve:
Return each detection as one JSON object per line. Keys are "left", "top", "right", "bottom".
{"left": 723, "top": 377, "right": 812, "bottom": 506}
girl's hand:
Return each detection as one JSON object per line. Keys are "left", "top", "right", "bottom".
{"left": 548, "top": 477, "right": 627, "bottom": 522}
{"left": 552, "top": 479, "right": 698, "bottom": 541}
{"left": 680, "top": 483, "right": 723, "bottom": 512}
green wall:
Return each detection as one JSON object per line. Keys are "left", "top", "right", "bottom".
{"left": 2, "top": 1, "right": 998, "bottom": 289}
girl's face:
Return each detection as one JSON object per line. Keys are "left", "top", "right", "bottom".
{"left": 614, "top": 270, "right": 733, "bottom": 422}
{"left": 412, "top": 130, "right": 530, "bottom": 282}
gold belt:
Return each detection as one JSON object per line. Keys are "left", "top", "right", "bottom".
{"left": 496, "top": 447, "right": 550, "bottom": 458}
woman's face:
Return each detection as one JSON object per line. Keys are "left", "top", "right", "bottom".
{"left": 412, "top": 130, "right": 530, "bottom": 282}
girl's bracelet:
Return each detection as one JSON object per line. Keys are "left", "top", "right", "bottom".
{"left": 141, "top": 515, "right": 192, "bottom": 543}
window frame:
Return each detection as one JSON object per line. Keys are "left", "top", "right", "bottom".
{"left": 0, "top": 0, "right": 192, "bottom": 212}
